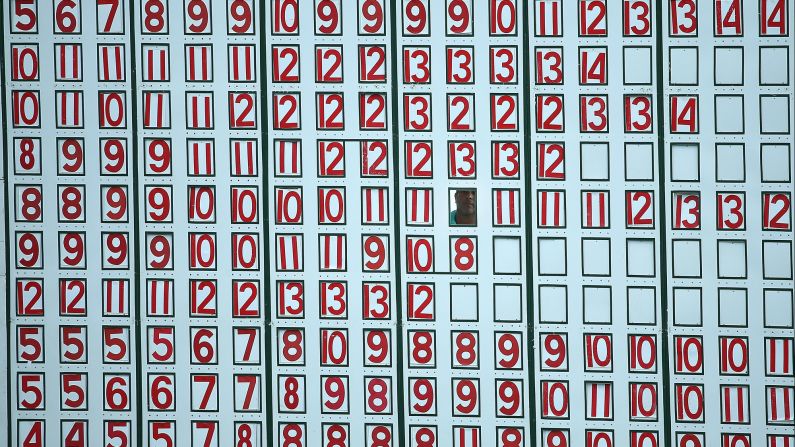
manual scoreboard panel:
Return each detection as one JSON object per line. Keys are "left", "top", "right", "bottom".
{"left": 3, "top": 1, "right": 793, "bottom": 447}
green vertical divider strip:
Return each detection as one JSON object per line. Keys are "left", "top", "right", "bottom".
{"left": 128, "top": 0, "right": 144, "bottom": 445}
{"left": 389, "top": 1, "right": 407, "bottom": 446}
{"left": 1, "top": 2, "right": 12, "bottom": 446}
{"left": 521, "top": 1, "right": 538, "bottom": 445}
{"left": 654, "top": 2, "right": 673, "bottom": 445}
{"left": 258, "top": 3, "right": 275, "bottom": 446}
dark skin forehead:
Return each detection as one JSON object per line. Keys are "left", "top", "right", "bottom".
{"left": 455, "top": 190, "right": 476, "bottom": 200}
{"left": 454, "top": 190, "right": 477, "bottom": 223}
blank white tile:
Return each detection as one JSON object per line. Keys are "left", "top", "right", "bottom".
{"left": 493, "top": 237, "right": 521, "bottom": 275}
{"left": 624, "top": 47, "right": 652, "bottom": 84}
{"left": 719, "top": 289, "right": 747, "bottom": 326}
{"left": 538, "top": 285, "right": 567, "bottom": 323}
{"left": 494, "top": 284, "right": 523, "bottom": 322}
{"left": 626, "top": 239, "right": 655, "bottom": 277}
{"left": 583, "top": 286, "right": 611, "bottom": 324}
{"left": 538, "top": 238, "right": 567, "bottom": 275}
{"left": 716, "top": 144, "right": 745, "bottom": 182}
{"left": 759, "top": 47, "right": 789, "bottom": 85}
{"left": 718, "top": 240, "right": 747, "bottom": 278}
{"left": 714, "top": 47, "right": 743, "bottom": 85}
{"left": 582, "top": 239, "right": 610, "bottom": 276}
{"left": 674, "top": 288, "right": 702, "bottom": 326}
{"left": 764, "top": 290, "right": 794, "bottom": 328}
{"left": 671, "top": 144, "right": 700, "bottom": 181}
{"left": 763, "top": 241, "right": 793, "bottom": 279}
{"left": 760, "top": 96, "right": 791, "bottom": 134}
{"left": 628, "top": 288, "right": 656, "bottom": 325}
{"left": 625, "top": 143, "right": 654, "bottom": 181}
{"left": 581, "top": 143, "right": 609, "bottom": 180}
{"left": 673, "top": 240, "right": 702, "bottom": 278}
{"left": 670, "top": 47, "right": 698, "bottom": 85}
{"left": 714, "top": 96, "right": 744, "bottom": 133}
{"left": 451, "top": 284, "right": 478, "bottom": 321}
{"left": 761, "top": 144, "right": 791, "bottom": 182}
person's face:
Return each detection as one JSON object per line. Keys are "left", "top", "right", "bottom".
{"left": 455, "top": 190, "right": 476, "bottom": 216}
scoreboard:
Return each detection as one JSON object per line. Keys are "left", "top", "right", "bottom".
{"left": 2, "top": 1, "right": 793, "bottom": 447}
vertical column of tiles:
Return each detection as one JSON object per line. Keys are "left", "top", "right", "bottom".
{"left": 136, "top": 0, "right": 265, "bottom": 445}
{"left": 266, "top": 1, "right": 398, "bottom": 446}
{"left": 530, "top": 1, "right": 665, "bottom": 447}
{"left": 397, "top": 1, "right": 530, "bottom": 446}
{"left": 221, "top": 0, "right": 266, "bottom": 445}
{"left": 6, "top": 0, "right": 55, "bottom": 443}
{"left": 484, "top": 1, "right": 531, "bottom": 446}
{"left": 663, "top": 1, "right": 794, "bottom": 445}
{"left": 755, "top": 2, "right": 795, "bottom": 446}
{"left": 91, "top": 1, "right": 137, "bottom": 445}
{"left": 135, "top": 0, "right": 180, "bottom": 443}
{"left": 395, "top": 1, "right": 441, "bottom": 443}
{"left": 264, "top": 2, "right": 308, "bottom": 444}
{"left": 6, "top": 0, "right": 138, "bottom": 445}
